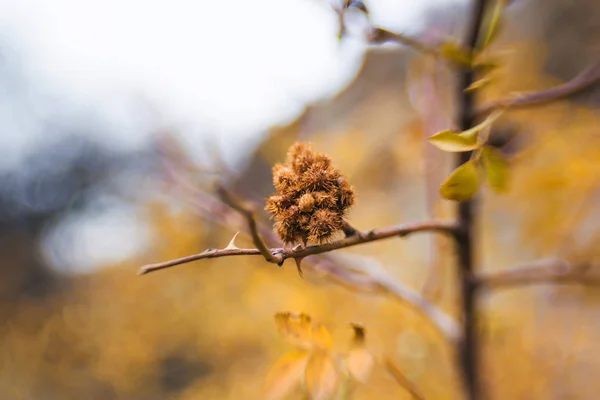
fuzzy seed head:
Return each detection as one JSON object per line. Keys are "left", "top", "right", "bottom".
{"left": 266, "top": 142, "right": 355, "bottom": 244}
{"left": 297, "top": 193, "right": 316, "bottom": 213}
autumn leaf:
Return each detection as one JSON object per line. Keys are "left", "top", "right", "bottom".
{"left": 440, "top": 41, "right": 473, "bottom": 67}
{"left": 428, "top": 129, "right": 480, "bottom": 152}
{"left": 429, "top": 111, "right": 503, "bottom": 152}
{"left": 440, "top": 160, "right": 480, "bottom": 201}
{"left": 481, "top": 146, "right": 510, "bottom": 193}
{"left": 304, "top": 351, "right": 339, "bottom": 400}
{"left": 274, "top": 312, "right": 333, "bottom": 350}
{"left": 264, "top": 350, "right": 310, "bottom": 400}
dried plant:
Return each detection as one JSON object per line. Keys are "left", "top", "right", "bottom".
{"left": 266, "top": 143, "right": 355, "bottom": 245}
{"left": 140, "top": 1, "right": 600, "bottom": 399}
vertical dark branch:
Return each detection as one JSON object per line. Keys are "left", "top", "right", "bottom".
{"left": 457, "top": 1, "right": 487, "bottom": 399}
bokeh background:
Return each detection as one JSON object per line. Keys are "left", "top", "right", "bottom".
{"left": 1, "top": 0, "right": 600, "bottom": 398}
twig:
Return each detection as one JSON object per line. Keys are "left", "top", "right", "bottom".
{"left": 476, "top": 258, "right": 599, "bottom": 288}
{"left": 215, "top": 185, "right": 281, "bottom": 264}
{"left": 139, "top": 220, "right": 457, "bottom": 275}
{"left": 341, "top": 220, "right": 360, "bottom": 237}
{"left": 383, "top": 357, "right": 427, "bottom": 400}
{"left": 476, "top": 61, "right": 600, "bottom": 116}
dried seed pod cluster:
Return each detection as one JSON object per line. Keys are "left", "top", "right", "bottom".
{"left": 266, "top": 142, "right": 355, "bottom": 244}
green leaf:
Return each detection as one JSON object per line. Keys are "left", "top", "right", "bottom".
{"left": 429, "top": 129, "right": 480, "bottom": 152}
{"left": 440, "top": 161, "right": 480, "bottom": 201}
{"left": 481, "top": 146, "right": 510, "bottom": 193}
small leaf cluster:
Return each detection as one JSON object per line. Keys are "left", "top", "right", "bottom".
{"left": 264, "top": 312, "right": 375, "bottom": 400}
{"left": 428, "top": 109, "right": 511, "bottom": 201}
{"left": 429, "top": 111, "right": 510, "bottom": 201}
{"left": 266, "top": 143, "right": 355, "bottom": 244}
{"left": 427, "top": 1, "right": 511, "bottom": 200}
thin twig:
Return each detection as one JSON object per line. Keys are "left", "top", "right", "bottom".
{"left": 383, "top": 357, "right": 427, "bottom": 400}
{"left": 215, "top": 185, "right": 281, "bottom": 264}
{"left": 139, "top": 220, "right": 457, "bottom": 275}
{"left": 476, "top": 61, "right": 600, "bottom": 116}
{"left": 476, "top": 258, "right": 599, "bottom": 289}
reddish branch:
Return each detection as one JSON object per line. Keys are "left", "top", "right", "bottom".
{"left": 476, "top": 60, "right": 600, "bottom": 116}
{"left": 476, "top": 258, "right": 600, "bottom": 288}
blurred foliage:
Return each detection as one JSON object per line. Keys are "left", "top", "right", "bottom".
{"left": 2, "top": 3, "right": 600, "bottom": 400}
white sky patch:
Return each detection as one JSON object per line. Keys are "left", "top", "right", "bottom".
{"left": 0, "top": 0, "right": 464, "bottom": 273}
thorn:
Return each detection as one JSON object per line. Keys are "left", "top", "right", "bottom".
{"left": 294, "top": 257, "right": 305, "bottom": 278}
{"left": 224, "top": 231, "right": 240, "bottom": 250}
{"left": 292, "top": 243, "right": 304, "bottom": 252}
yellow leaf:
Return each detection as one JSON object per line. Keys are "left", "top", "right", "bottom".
{"left": 440, "top": 41, "right": 473, "bottom": 67}
{"left": 440, "top": 161, "right": 480, "bottom": 201}
{"left": 429, "top": 111, "right": 503, "bottom": 152}
{"left": 274, "top": 312, "right": 332, "bottom": 350}
{"left": 481, "top": 146, "right": 510, "bottom": 193}
{"left": 304, "top": 352, "right": 339, "bottom": 400}
{"left": 428, "top": 129, "right": 480, "bottom": 152}
{"left": 478, "top": 0, "right": 506, "bottom": 49}
{"left": 345, "top": 348, "right": 375, "bottom": 383}
{"left": 264, "top": 350, "right": 310, "bottom": 400}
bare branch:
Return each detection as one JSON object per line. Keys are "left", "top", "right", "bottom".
{"left": 476, "top": 61, "right": 600, "bottom": 116}
{"left": 475, "top": 258, "right": 600, "bottom": 289}
{"left": 139, "top": 220, "right": 457, "bottom": 275}
{"left": 215, "top": 185, "right": 281, "bottom": 264}
{"left": 139, "top": 248, "right": 263, "bottom": 275}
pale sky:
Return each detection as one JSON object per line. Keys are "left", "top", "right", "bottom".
{"left": 0, "top": 0, "right": 464, "bottom": 272}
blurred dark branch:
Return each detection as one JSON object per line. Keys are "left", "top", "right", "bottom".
{"left": 476, "top": 258, "right": 600, "bottom": 288}
{"left": 139, "top": 220, "right": 456, "bottom": 274}
{"left": 455, "top": 0, "right": 487, "bottom": 398}
{"left": 476, "top": 61, "right": 600, "bottom": 116}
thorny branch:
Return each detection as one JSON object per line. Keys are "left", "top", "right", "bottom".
{"left": 139, "top": 219, "right": 457, "bottom": 274}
